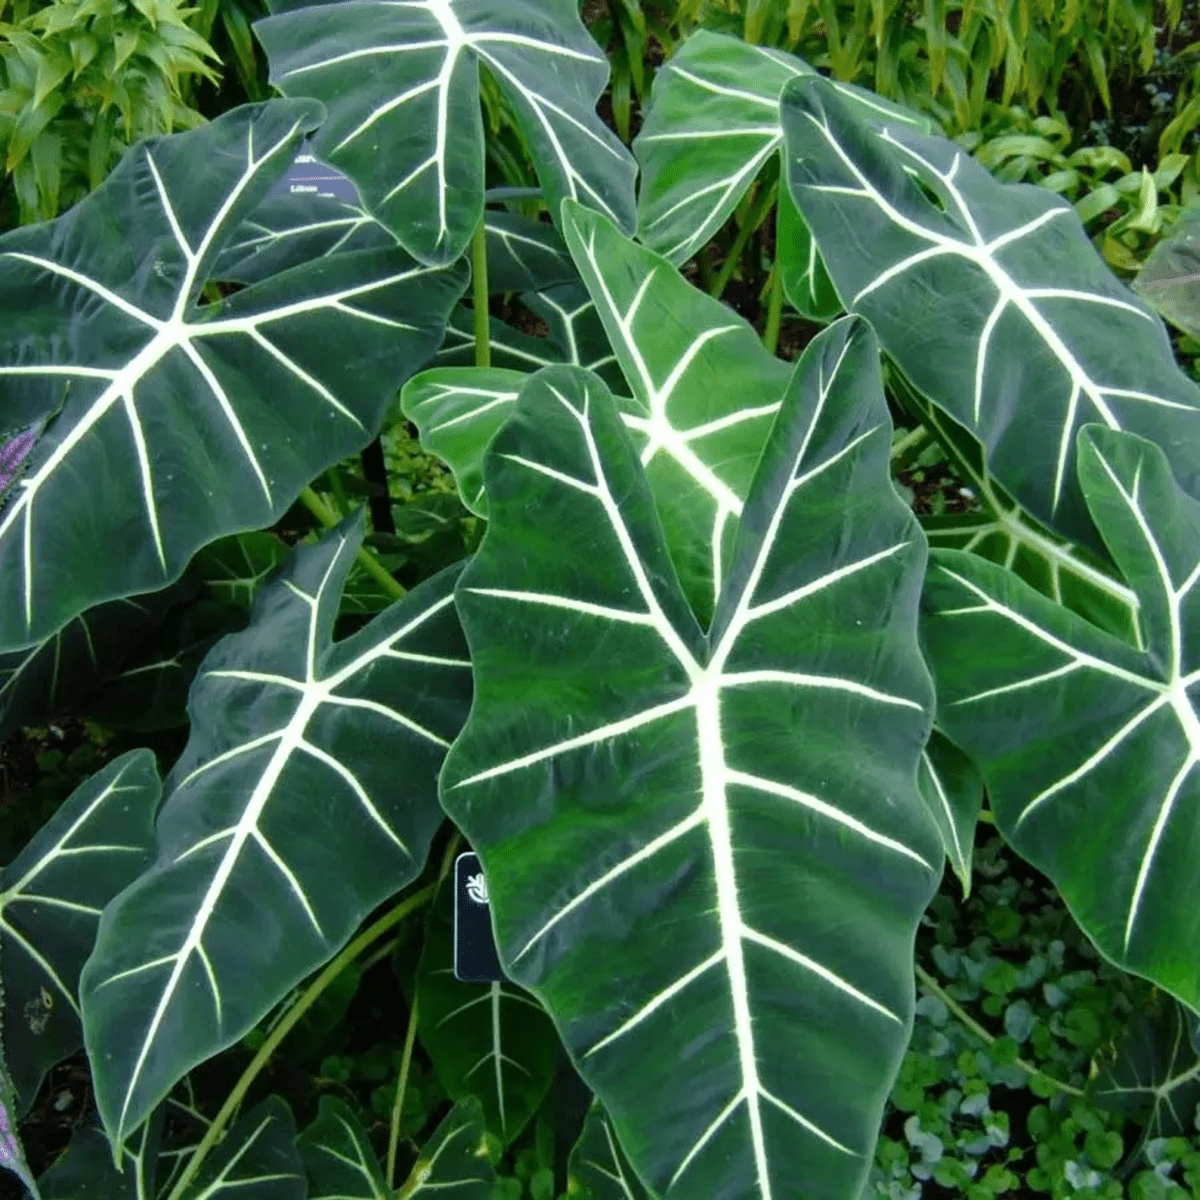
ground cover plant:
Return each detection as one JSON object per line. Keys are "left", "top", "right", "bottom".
{"left": 4, "top": 3, "right": 1200, "bottom": 1199}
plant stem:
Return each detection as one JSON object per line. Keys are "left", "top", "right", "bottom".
{"left": 472, "top": 217, "right": 490, "bottom": 369}
{"left": 326, "top": 468, "right": 350, "bottom": 518}
{"left": 299, "top": 486, "right": 406, "bottom": 602}
{"left": 762, "top": 264, "right": 784, "bottom": 356}
{"left": 166, "top": 885, "right": 436, "bottom": 1200}
{"left": 386, "top": 997, "right": 420, "bottom": 1188}
{"left": 358, "top": 936, "right": 401, "bottom": 974}
{"left": 890, "top": 424, "right": 929, "bottom": 462}
{"left": 710, "top": 183, "right": 778, "bottom": 300}
{"left": 913, "top": 964, "right": 1084, "bottom": 1097}
{"left": 387, "top": 832, "right": 459, "bottom": 1187}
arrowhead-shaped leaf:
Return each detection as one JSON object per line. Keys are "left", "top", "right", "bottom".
{"left": 776, "top": 184, "right": 840, "bottom": 322}
{"left": 297, "top": 1097, "right": 388, "bottom": 1199}
{"left": 896, "top": 387, "right": 1141, "bottom": 644}
{"left": 917, "top": 731, "right": 983, "bottom": 898}
{"left": 408, "top": 203, "right": 808, "bottom": 624}
{"left": 255, "top": 0, "right": 635, "bottom": 265}
{"left": 923, "top": 425, "right": 1200, "bottom": 1012}
{"left": 186, "top": 1098, "right": 303, "bottom": 1200}
{"left": 442, "top": 323, "right": 941, "bottom": 1199}
{"left": 633, "top": 30, "right": 929, "bottom": 269}
{"left": 401, "top": 368, "right": 526, "bottom": 517}
{"left": 1091, "top": 992, "right": 1200, "bottom": 1137}
{"left": 36, "top": 1111, "right": 162, "bottom": 1199}
{"left": 561, "top": 201, "right": 794, "bottom": 623}
{"left": 401, "top": 1097, "right": 493, "bottom": 1198}
{"left": 779, "top": 75, "right": 1200, "bottom": 548}
{"left": 220, "top": 179, "right": 572, "bottom": 295}
{"left": 415, "top": 883, "right": 557, "bottom": 1143}
{"left": 1132, "top": 204, "right": 1200, "bottom": 340}
{"left": 298, "top": 1094, "right": 494, "bottom": 1199}
{"left": 0, "top": 100, "right": 467, "bottom": 651}
{"left": 81, "top": 518, "right": 472, "bottom": 1145}
{"left": 567, "top": 1102, "right": 650, "bottom": 1200}
{"left": 0, "top": 595, "right": 179, "bottom": 741}
{"left": 434, "top": 283, "right": 621, "bottom": 386}
{"left": 1, "top": 751, "right": 160, "bottom": 1111}
{"left": 216, "top": 186, "right": 396, "bottom": 286}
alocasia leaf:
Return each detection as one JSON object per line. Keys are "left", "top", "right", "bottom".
{"left": 400, "top": 1097, "right": 493, "bottom": 1198}
{"left": 1, "top": 751, "right": 160, "bottom": 1111}
{"left": 1132, "top": 203, "right": 1200, "bottom": 340}
{"left": 892, "top": 383, "right": 1141, "bottom": 644}
{"left": 779, "top": 75, "right": 1200, "bottom": 550}
{"left": 80, "top": 517, "right": 472, "bottom": 1146}
{"left": 408, "top": 206, "right": 797, "bottom": 619}
{"left": 404, "top": 281, "right": 624, "bottom": 518}
{"left": 776, "top": 184, "right": 840, "bottom": 322}
{"left": 297, "top": 1097, "right": 388, "bottom": 1200}
{"left": 562, "top": 201, "right": 793, "bottom": 623}
{"left": 255, "top": 0, "right": 636, "bottom": 265}
{"left": 633, "top": 30, "right": 930, "bottom": 268}
{"left": 442, "top": 324, "right": 941, "bottom": 1199}
{"left": 219, "top": 180, "right": 572, "bottom": 295}
{"left": 46, "top": 1097, "right": 300, "bottom": 1200}
{"left": 299, "top": 1095, "right": 493, "bottom": 1199}
{"left": 186, "top": 1098, "right": 304, "bottom": 1199}
{"left": 408, "top": 203, "right": 794, "bottom": 618}
{"left": 401, "top": 368, "right": 525, "bottom": 516}
{"left": 1092, "top": 992, "right": 1200, "bottom": 1137}
{"left": 88, "top": 533, "right": 296, "bottom": 733}
{"left": 415, "top": 883, "right": 557, "bottom": 1143}
{"left": 35, "top": 1111, "right": 162, "bottom": 1199}
{"left": 0, "top": 100, "right": 467, "bottom": 651}
{"left": 0, "top": 594, "right": 181, "bottom": 741}
{"left": 567, "top": 1102, "right": 650, "bottom": 1200}
{"left": 916, "top": 731, "right": 983, "bottom": 898}
{"left": 923, "top": 425, "right": 1200, "bottom": 1013}
{"left": 482, "top": 211, "right": 576, "bottom": 294}
{"left": 434, "top": 283, "right": 621, "bottom": 389}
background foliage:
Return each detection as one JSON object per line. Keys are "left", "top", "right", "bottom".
{"left": 5, "top": 0, "right": 1200, "bottom": 1198}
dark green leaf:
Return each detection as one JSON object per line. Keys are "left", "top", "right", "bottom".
{"left": 442, "top": 322, "right": 940, "bottom": 1198}
{"left": 256, "top": 0, "right": 636, "bottom": 264}
{"left": 0, "top": 101, "right": 467, "bottom": 651}
{"left": 1, "top": 752, "right": 160, "bottom": 1111}
{"left": 81, "top": 518, "right": 472, "bottom": 1145}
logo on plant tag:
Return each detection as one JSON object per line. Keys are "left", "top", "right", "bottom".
{"left": 453, "top": 852, "right": 503, "bottom": 983}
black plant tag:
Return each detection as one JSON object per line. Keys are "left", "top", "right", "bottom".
{"left": 453, "top": 852, "right": 503, "bottom": 983}
{"left": 271, "top": 140, "right": 360, "bottom": 202}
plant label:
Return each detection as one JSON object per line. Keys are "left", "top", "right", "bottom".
{"left": 453, "top": 852, "right": 503, "bottom": 983}
{"left": 270, "top": 140, "right": 360, "bottom": 202}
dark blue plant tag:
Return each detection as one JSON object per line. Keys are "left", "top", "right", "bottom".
{"left": 270, "top": 140, "right": 360, "bottom": 202}
{"left": 454, "top": 852, "right": 503, "bottom": 983}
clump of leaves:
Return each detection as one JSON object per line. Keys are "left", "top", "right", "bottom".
{"left": 961, "top": 103, "right": 1200, "bottom": 276}
{"left": 867, "top": 836, "right": 1200, "bottom": 1198}
{"left": 0, "top": 0, "right": 219, "bottom": 224}
{"left": 655, "top": 0, "right": 1190, "bottom": 142}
